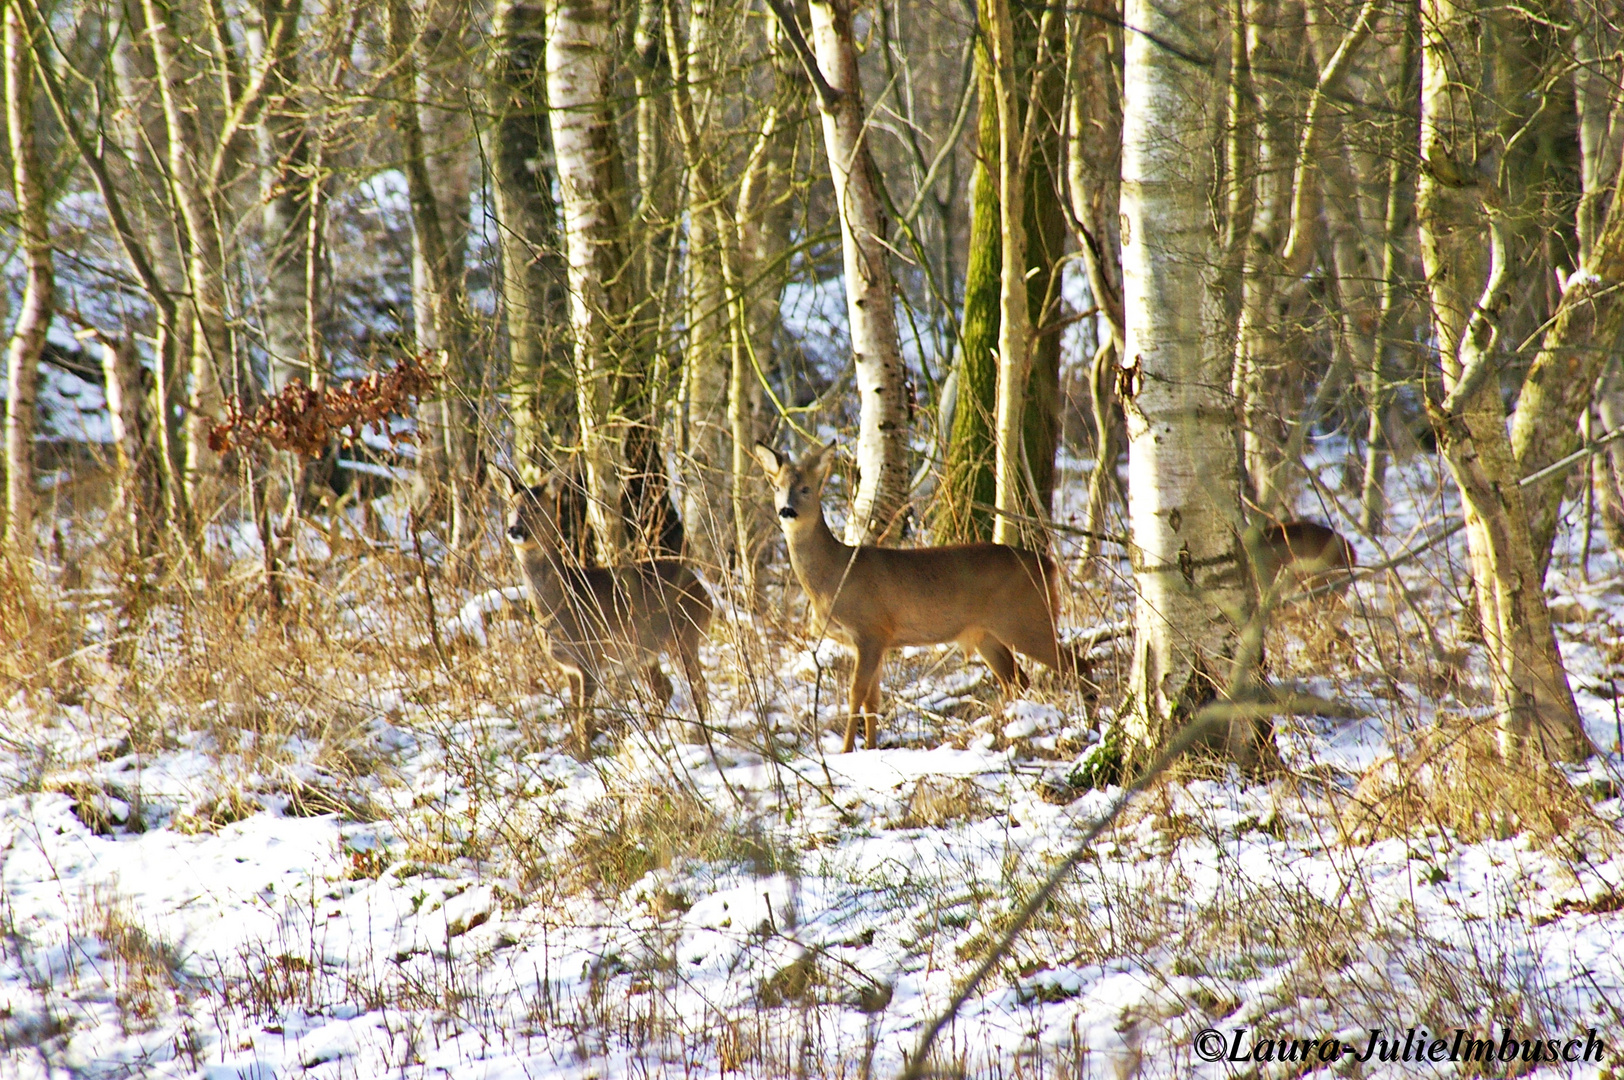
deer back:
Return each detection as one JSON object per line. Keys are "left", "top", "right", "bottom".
{"left": 1254, "top": 520, "right": 1357, "bottom": 593}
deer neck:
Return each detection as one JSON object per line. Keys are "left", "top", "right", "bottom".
{"left": 514, "top": 544, "right": 576, "bottom": 621}
{"left": 780, "top": 504, "right": 853, "bottom": 607}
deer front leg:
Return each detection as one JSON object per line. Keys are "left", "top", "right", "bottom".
{"left": 563, "top": 662, "right": 600, "bottom": 758}
{"left": 676, "top": 631, "right": 711, "bottom": 745}
{"left": 847, "top": 639, "right": 886, "bottom": 752}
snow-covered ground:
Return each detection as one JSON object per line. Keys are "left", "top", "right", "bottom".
{"left": 3, "top": 453, "right": 1623, "bottom": 1079}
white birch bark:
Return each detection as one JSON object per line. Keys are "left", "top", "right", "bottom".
{"left": 547, "top": 0, "right": 630, "bottom": 556}
{"left": 986, "top": 0, "right": 1029, "bottom": 546}
{"left": 4, "top": 5, "right": 54, "bottom": 558}
{"left": 1119, "top": 0, "right": 1256, "bottom": 760}
{"left": 804, "top": 0, "right": 911, "bottom": 544}
{"left": 676, "top": 0, "right": 733, "bottom": 572}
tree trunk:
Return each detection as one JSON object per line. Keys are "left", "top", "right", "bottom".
{"left": 934, "top": 35, "right": 1000, "bottom": 545}
{"left": 1064, "top": 0, "right": 1123, "bottom": 559}
{"left": 1509, "top": 22, "right": 1624, "bottom": 579}
{"left": 490, "top": 0, "right": 569, "bottom": 481}
{"left": 393, "top": 0, "right": 477, "bottom": 548}
{"left": 4, "top": 4, "right": 54, "bottom": 559}
{"left": 1509, "top": 158, "right": 1624, "bottom": 580}
{"left": 1596, "top": 360, "right": 1624, "bottom": 548}
{"left": 140, "top": 0, "right": 231, "bottom": 513}
{"left": 29, "top": 1, "right": 190, "bottom": 541}
{"left": 1228, "top": 0, "right": 1290, "bottom": 510}
{"left": 1361, "top": 114, "right": 1414, "bottom": 537}
{"left": 676, "top": 0, "right": 733, "bottom": 572}
{"left": 110, "top": 3, "right": 190, "bottom": 536}
{"left": 98, "top": 330, "right": 160, "bottom": 558}
{"left": 547, "top": 0, "right": 632, "bottom": 557}
{"left": 254, "top": 0, "right": 312, "bottom": 393}
{"left": 987, "top": 0, "right": 1030, "bottom": 546}
{"left": 732, "top": 89, "right": 792, "bottom": 599}
{"left": 804, "top": 0, "right": 910, "bottom": 544}
{"left": 1570, "top": 10, "right": 1623, "bottom": 550}
{"left": 1418, "top": 0, "right": 1590, "bottom": 762}
{"left": 937, "top": 0, "right": 1069, "bottom": 546}
{"left": 1120, "top": 0, "right": 1258, "bottom": 763}
{"left": 1017, "top": 7, "right": 1068, "bottom": 526}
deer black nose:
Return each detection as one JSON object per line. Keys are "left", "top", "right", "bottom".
{"left": 778, "top": 506, "right": 798, "bottom": 520}
{"left": 506, "top": 525, "right": 526, "bottom": 541}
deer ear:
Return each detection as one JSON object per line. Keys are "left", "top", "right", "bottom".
{"left": 808, "top": 440, "right": 838, "bottom": 481}
{"left": 493, "top": 460, "right": 525, "bottom": 497}
{"left": 752, "top": 442, "right": 784, "bottom": 475}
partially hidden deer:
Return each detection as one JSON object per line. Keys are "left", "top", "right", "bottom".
{"left": 753, "top": 442, "right": 1085, "bottom": 752}
{"left": 495, "top": 463, "right": 712, "bottom": 753}
{"left": 1252, "top": 520, "right": 1358, "bottom": 599}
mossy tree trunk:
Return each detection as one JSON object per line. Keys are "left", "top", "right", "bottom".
{"left": 936, "top": 0, "right": 1067, "bottom": 545}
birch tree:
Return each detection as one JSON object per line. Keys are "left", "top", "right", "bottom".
{"left": 547, "top": 0, "right": 632, "bottom": 556}
{"left": 138, "top": 0, "right": 232, "bottom": 509}
{"left": 1417, "top": 0, "right": 1590, "bottom": 761}
{"left": 4, "top": 2, "right": 55, "bottom": 558}
{"left": 1119, "top": 0, "right": 1258, "bottom": 762}
{"left": 772, "top": 0, "right": 910, "bottom": 543}
{"left": 1063, "top": 0, "right": 1123, "bottom": 559}
{"left": 490, "top": 0, "right": 568, "bottom": 480}
{"left": 673, "top": 0, "right": 733, "bottom": 572}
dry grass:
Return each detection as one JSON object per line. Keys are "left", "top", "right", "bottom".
{"left": 1340, "top": 716, "right": 1613, "bottom": 851}
{"left": 3, "top": 483, "right": 1623, "bottom": 1078}
{"left": 560, "top": 782, "right": 798, "bottom": 898}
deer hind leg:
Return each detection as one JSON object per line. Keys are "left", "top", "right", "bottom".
{"left": 675, "top": 627, "right": 711, "bottom": 745}
{"left": 973, "top": 634, "right": 1027, "bottom": 696}
{"left": 847, "top": 639, "right": 887, "bottom": 752}
{"left": 643, "top": 661, "right": 674, "bottom": 707}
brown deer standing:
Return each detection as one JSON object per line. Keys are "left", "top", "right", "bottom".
{"left": 754, "top": 442, "right": 1085, "bottom": 752}
{"left": 496, "top": 463, "right": 712, "bottom": 753}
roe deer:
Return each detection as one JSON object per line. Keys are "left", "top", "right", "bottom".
{"left": 496, "top": 463, "right": 712, "bottom": 753}
{"left": 753, "top": 442, "right": 1085, "bottom": 752}
{"left": 1253, "top": 520, "right": 1358, "bottom": 598}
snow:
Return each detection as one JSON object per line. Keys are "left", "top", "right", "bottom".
{"left": 3, "top": 453, "right": 1624, "bottom": 1078}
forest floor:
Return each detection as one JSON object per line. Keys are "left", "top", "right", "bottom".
{"left": 3, "top": 450, "right": 1624, "bottom": 1079}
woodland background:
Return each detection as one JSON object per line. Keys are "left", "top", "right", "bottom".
{"left": 2, "top": 0, "right": 1624, "bottom": 1075}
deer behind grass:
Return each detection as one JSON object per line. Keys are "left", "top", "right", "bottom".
{"left": 754, "top": 442, "right": 1086, "bottom": 752}
{"left": 1253, "top": 520, "right": 1358, "bottom": 599}
{"left": 496, "top": 464, "right": 712, "bottom": 753}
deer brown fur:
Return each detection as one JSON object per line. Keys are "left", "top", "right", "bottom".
{"left": 754, "top": 442, "right": 1084, "bottom": 752}
{"left": 497, "top": 464, "right": 711, "bottom": 753}
{"left": 1253, "top": 520, "right": 1358, "bottom": 598}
